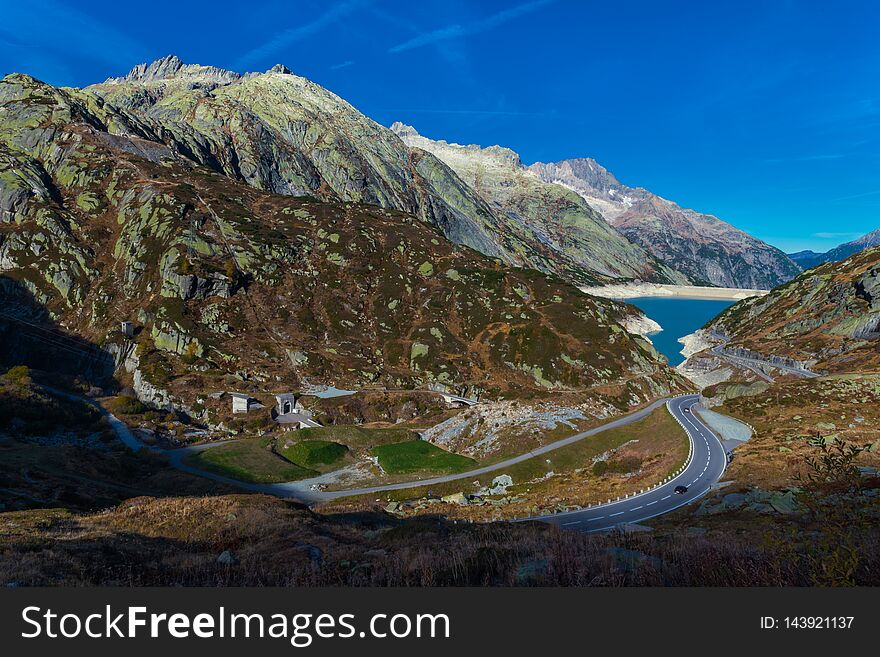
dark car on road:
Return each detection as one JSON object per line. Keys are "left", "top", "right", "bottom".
{"left": 674, "top": 485, "right": 689, "bottom": 494}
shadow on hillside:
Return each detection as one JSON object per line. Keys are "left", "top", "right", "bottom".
{"left": 0, "top": 275, "right": 116, "bottom": 387}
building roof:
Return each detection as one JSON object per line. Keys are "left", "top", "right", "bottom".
{"left": 274, "top": 413, "right": 320, "bottom": 427}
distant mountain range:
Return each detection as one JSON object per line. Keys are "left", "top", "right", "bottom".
{"left": 70, "top": 55, "right": 796, "bottom": 290}
{"left": 706, "top": 246, "right": 880, "bottom": 373}
{"left": 389, "top": 123, "right": 687, "bottom": 286}
{"left": 527, "top": 158, "right": 801, "bottom": 289}
{"left": 788, "top": 229, "right": 880, "bottom": 269}
{"left": 82, "top": 55, "right": 681, "bottom": 288}
{"left": 0, "top": 63, "right": 689, "bottom": 414}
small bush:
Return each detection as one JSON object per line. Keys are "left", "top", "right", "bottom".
{"left": 247, "top": 415, "right": 271, "bottom": 432}
{"left": 592, "top": 460, "right": 608, "bottom": 476}
{"left": 607, "top": 456, "right": 642, "bottom": 474}
{"left": 282, "top": 440, "right": 348, "bottom": 467}
{"left": 182, "top": 342, "right": 200, "bottom": 365}
{"left": 106, "top": 396, "right": 147, "bottom": 415}
{"left": 3, "top": 365, "right": 32, "bottom": 386}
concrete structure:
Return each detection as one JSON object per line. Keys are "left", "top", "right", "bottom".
{"left": 275, "top": 412, "right": 322, "bottom": 431}
{"left": 229, "top": 393, "right": 264, "bottom": 414}
{"left": 273, "top": 392, "right": 322, "bottom": 431}
{"left": 274, "top": 393, "right": 299, "bottom": 416}
{"left": 439, "top": 392, "right": 479, "bottom": 407}
{"left": 120, "top": 321, "right": 135, "bottom": 338}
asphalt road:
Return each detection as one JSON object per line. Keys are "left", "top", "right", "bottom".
{"left": 46, "top": 386, "right": 727, "bottom": 529}
{"left": 533, "top": 394, "right": 728, "bottom": 532}
{"left": 166, "top": 396, "right": 675, "bottom": 503}
{"left": 710, "top": 345, "right": 820, "bottom": 381}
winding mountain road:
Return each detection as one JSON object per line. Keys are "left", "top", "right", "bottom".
{"left": 47, "top": 386, "right": 728, "bottom": 530}
{"left": 165, "top": 396, "right": 676, "bottom": 504}
{"left": 709, "top": 344, "right": 819, "bottom": 381}
{"left": 533, "top": 395, "right": 728, "bottom": 531}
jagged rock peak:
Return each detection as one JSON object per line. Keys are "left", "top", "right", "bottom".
{"left": 529, "top": 158, "right": 623, "bottom": 194}
{"left": 104, "top": 55, "right": 241, "bottom": 85}
{"left": 392, "top": 122, "right": 522, "bottom": 168}
{"left": 390, "top": 121, "right": 420, "bottom": 138}
{"left": 267, "top": 64, "right": 293, "bottom": 75}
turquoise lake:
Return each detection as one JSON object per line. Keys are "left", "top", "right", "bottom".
{"left": 623, "top": 297, "right": 736, "bottom": 366}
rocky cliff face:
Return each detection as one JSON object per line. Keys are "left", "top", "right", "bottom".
{"left": 704, "top": 246, "right": 880, "bottom": 372}
{"left": 0, "top": 72, "right": 687, "bottom": 411}
{"left": 528, "top": 158, "right": 801, "bottom": 289}
{"left": 78, "top": 56, "right": 678, "bottom": 287}
{"left": 789, "top": 228, "right": 880, "bottom": 269}
{"left": 390, "top": 123, "right": 688, "bottom": 286}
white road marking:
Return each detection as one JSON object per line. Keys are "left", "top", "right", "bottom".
{"left": 540, "top": 397, "right": 725, "bottom": 531}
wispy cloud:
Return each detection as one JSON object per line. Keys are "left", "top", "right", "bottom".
{"left": 763, "top": 153, "right": 843, "bottom": 164}
{"left": 0, "top": 0, "right": 146, "bottom": 81}
{"left": 233, "top": 0, "right": 369, "bottom": 70}
{"left": 379, "top": 107, "right": 554, "bottom": 117}
{"left": 329, "top": 60, "right": 354, "bottom": 70}
{"left": 812, "top": 232, "right": 862, "bottom": 239}
{"left": 828, "top": 188, "right": 880, "bottom": 203}
{"left": 389, "top": 0, "right": 555, "bottom": 54}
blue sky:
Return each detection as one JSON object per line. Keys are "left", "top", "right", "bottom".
{"left": 1, "top": 0, "right": 878, "bottom": 252}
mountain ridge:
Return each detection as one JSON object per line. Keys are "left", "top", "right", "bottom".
{"left": 789, "top": 228, "right": 880, "bottom": 269}
{"left": 528, "top": 157, "right": 801, "bottom": 289}
{"left": 704, "top": 246, "right": 880, "bottom": 373}
{"left": 389, "top": 122, "right": 689, "bottom": 285}
{"left": 81, "top": 56, "right": 677, "bottom": 287}
{"left": 0, "top": 70, "right": 687, "bottom": 421}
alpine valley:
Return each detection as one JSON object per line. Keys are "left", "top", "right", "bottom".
{"left": 1, "top": 56, "right": 879, "bottom": 588}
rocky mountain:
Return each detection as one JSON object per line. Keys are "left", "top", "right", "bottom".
{"left": 789, "top": 228, "right": 880, "bottom": 269}
{"left": 390, "top": 123, "right": 687, "bottom": 286}
{"left": 77, "top": 55, "right": 678, "bottom": 287}
{"left": 704, "top": 246, "right": 880, "bottom": 373}
{"left": 0, "top": 72, "right": 687, "bottom": 416}
{"left": 528, "top": 158, "right": 801, "bottom": 289}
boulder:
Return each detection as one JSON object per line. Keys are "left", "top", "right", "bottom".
{"left": 441, "top": 492, "right": 468, "bottom": 505}
{"left": 606, "top": 547, "right": 663, "bottom": 574}
{"left": 515, "top": 559, "right": 549, "bottom": 584}
{"left": 768, "top": 491, "right": 797, "bottom": 514}
{"left": 216, "top": 550, "right": 238, "bottom": 565}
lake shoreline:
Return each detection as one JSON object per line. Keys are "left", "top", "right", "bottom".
{"left": 620, "top": 296, "right": 737, "bottom": 366}
{"left": 582, "top": 282, "right": 769, "bottom": 301}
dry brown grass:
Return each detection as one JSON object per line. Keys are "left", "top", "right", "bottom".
{"left": 320, "top": 406, "right": 689, "bottom": 521}
{"left": 711, "top": 374, "right": 880, "bottom": 489}
{"left": 2, "top": 491, "right": 878, "bottom": 586}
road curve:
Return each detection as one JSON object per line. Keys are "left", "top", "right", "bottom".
{"left": 167, "top": 396, "right": 675, "bottom": 503}
{"left": 532, "top": 394, "right": 727, "bottom": 531}
{"left": 710, "top": 345, "right": 819, "bottom": 381}
{"left": 44, "top": 386, "right": 727, "bottom": 528}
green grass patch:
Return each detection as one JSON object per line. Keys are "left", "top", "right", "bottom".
{"left": 294, "top": 425, "right": 417, "bottom": 449}
{"left": 104, "top": 395, "right": 147, "bottom": 415}
{"left": 279, "top": 439, "right": 348, "bottom": 468}
{"left": 184, "top": 437, "right": 316, "bottom": 484}
{"left": 372, "top": 440, "right": 475, "bottom": 475}
{"left": 344, "top": 405, "right": 687, "bottom": 503}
